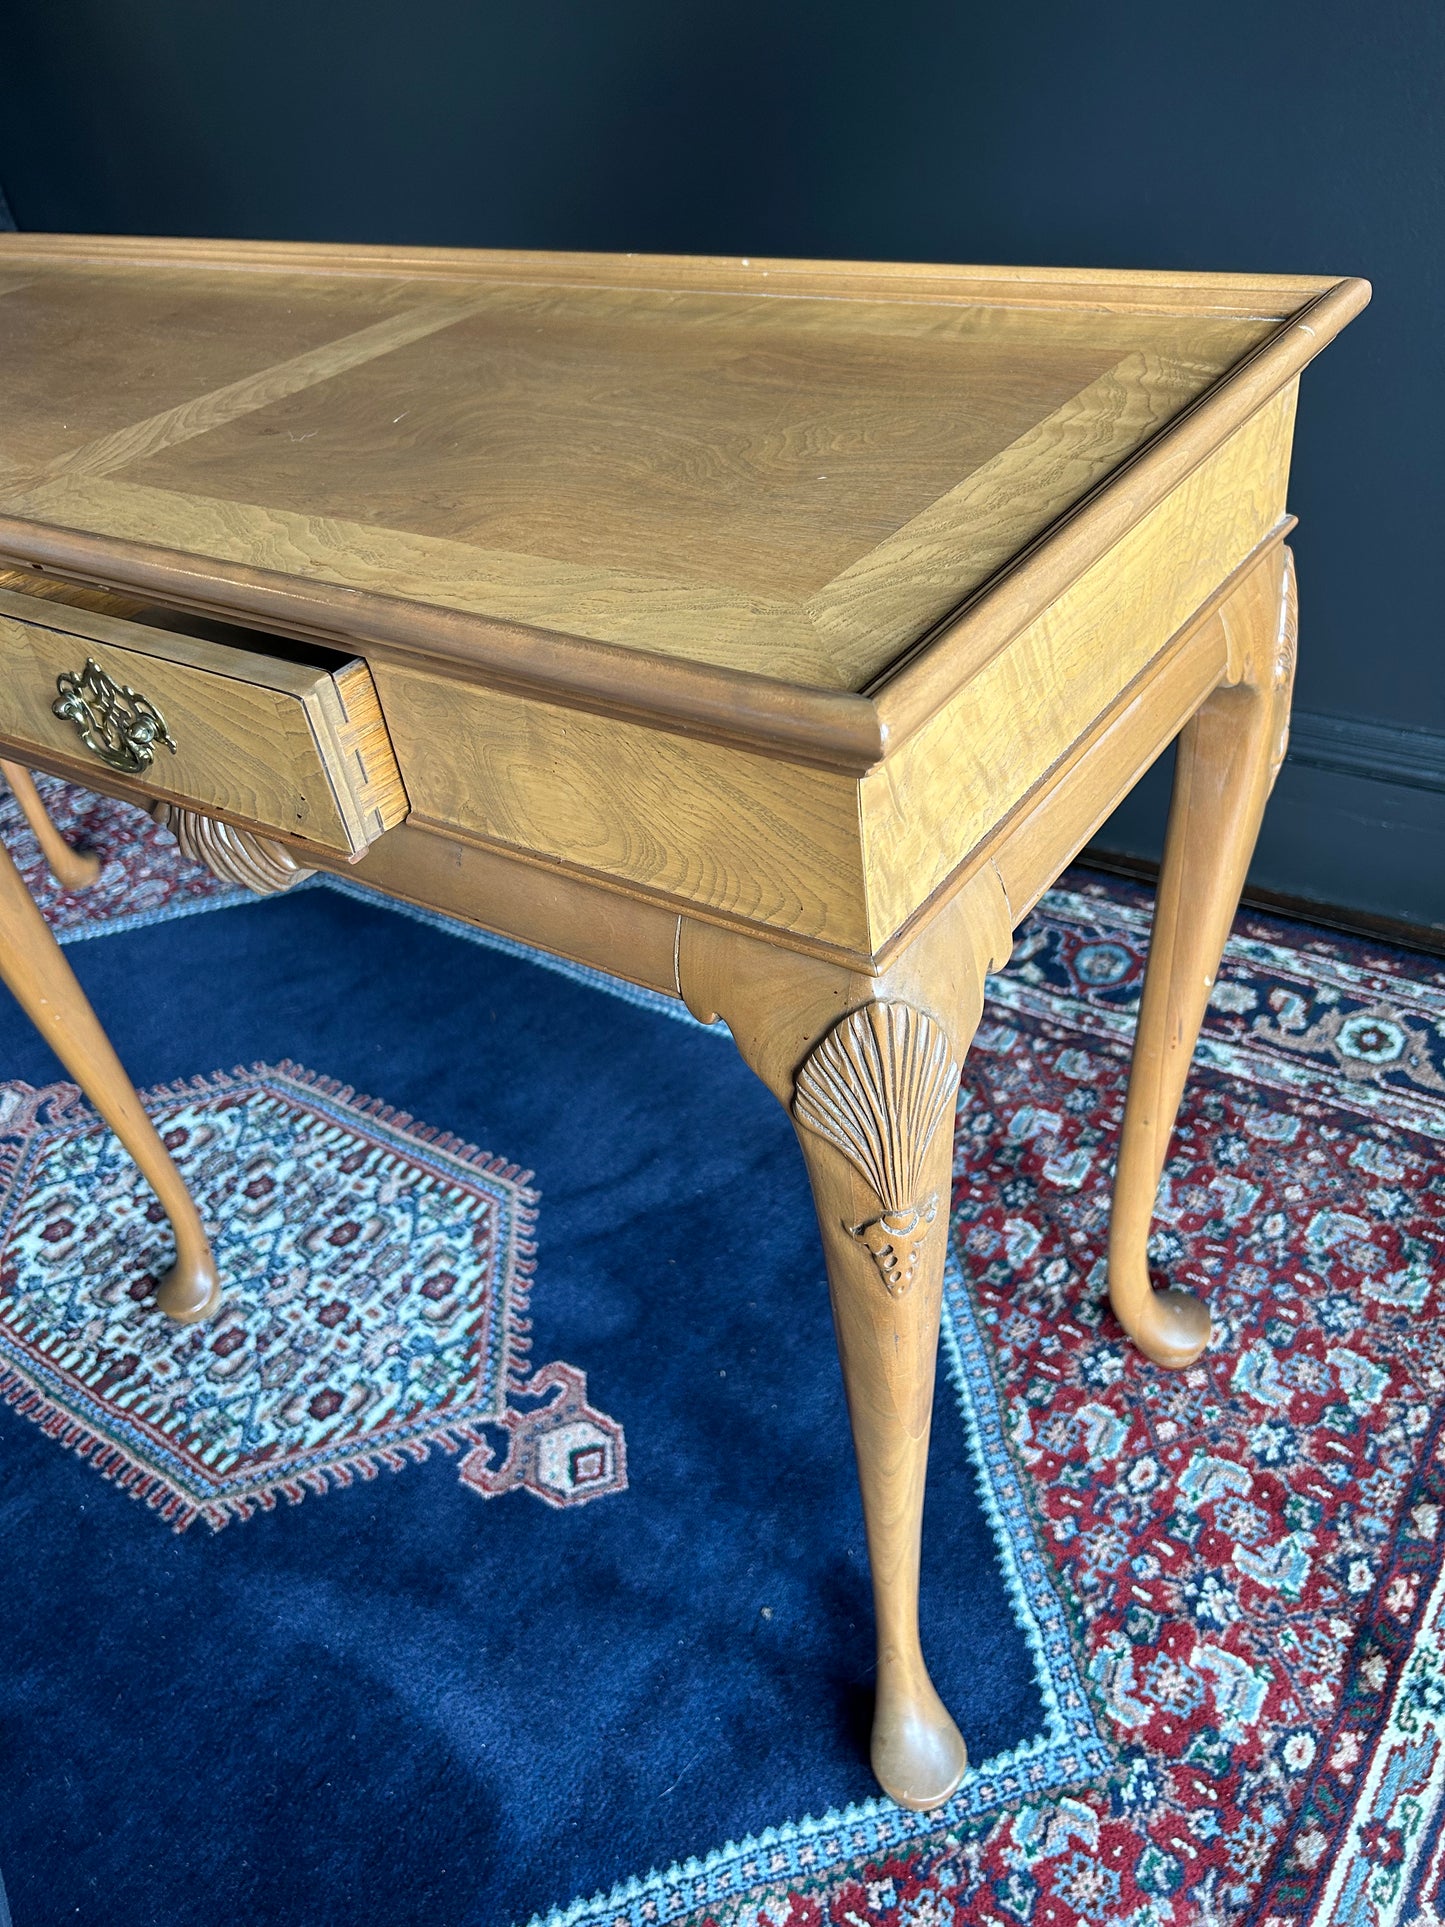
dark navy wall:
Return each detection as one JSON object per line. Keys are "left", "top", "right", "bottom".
{"left": 0, "top": 0, "right": 1440, "bottom": 926}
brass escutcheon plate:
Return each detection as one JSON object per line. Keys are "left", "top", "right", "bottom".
{"left": 53, "top": 658, "right": 177, "bottom": 775}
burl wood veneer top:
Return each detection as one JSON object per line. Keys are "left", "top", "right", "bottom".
{"left": 0, "top": 238, "right": 1366, "bottom": 769}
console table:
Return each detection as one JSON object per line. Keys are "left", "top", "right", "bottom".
{"left": 0, "top": 237, "right": 1367, "bottom": 1809}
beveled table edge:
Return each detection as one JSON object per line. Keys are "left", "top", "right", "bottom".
{"left": 0, "top": 234, "right": 1342, "bottom": 312}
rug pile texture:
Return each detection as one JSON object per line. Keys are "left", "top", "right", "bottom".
{"left": 0, "top": 774, "right": 1442, "bottom": 1927}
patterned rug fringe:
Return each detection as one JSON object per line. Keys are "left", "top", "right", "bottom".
{"left": 0, "top": 1356, "right": 498, "bottom": 1530}
{"left": 267, "top": 1059, "right": 540, "bottom": 1193}
{"left": 6, "top": 1059, "right": 540, "bottom": 1205}
{"left": 258, "top": 1061, "right": 549, "bottom": 1405}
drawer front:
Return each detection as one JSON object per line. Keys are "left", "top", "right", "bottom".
{"left": 0, "top": 589, "right": 406, "bottom": 856}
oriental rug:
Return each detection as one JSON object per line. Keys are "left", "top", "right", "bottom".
{"left": 0, "top": 1063, "right": 624, "bottom": 1529}
{"left": 0, "top": 773, "right": 1441, "bottom": 1927}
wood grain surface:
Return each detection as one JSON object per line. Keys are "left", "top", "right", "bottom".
{"left": 0, "top": 241, "right": 1361, "bottom": 727}
{"left": 0, "top": 246, "right": 1366, "bottom": 959}
{"left": 858, "top": 386, "right": 1299, "bottom": 945}
{"left": 0, "top": 299, "right": 1254, "bottom": 686}
{"left": 371, "top": 657, "right": 869, "bottom": 947}
{"left": 0, "top": 385, "right": 1308, "bottom": 954}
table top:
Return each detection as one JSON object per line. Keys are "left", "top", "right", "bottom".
{"left": 0, "top": 238, "right": 1366, "bottom": 768}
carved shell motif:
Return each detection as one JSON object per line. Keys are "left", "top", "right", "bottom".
{"left": 793, "top": 1002, "right": 960, "bottom": 1296}
{"left": 151, "top": 803, "right": 317, "bottom": 895}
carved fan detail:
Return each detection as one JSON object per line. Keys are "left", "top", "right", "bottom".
{"left": 793, "top": 1002, "right": 960, "bottom": 1296}
{"left": 151, "top": 803, "right": 316, "bottom": 895}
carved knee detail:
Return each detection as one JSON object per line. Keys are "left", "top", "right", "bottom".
{"left": 1218, "top": 542, "right": 1297, "bottom": 789}
{"left": 151, "top": 802, "right": 317, "bottom": 894}
{"left": 1268, "top": 547, "right": 1299, "bottom": 787}
{"left": 793, "top": 1001, "right": 959, "bottom": 1298}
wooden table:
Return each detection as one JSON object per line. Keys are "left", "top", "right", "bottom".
{"left": 0, "top": 237, "right": 1367, "bottom": 1809}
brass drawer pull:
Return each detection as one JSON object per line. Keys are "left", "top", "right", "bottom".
{"left": 0, "top": 585, "right": 405, "bottom": 854}
{"left": 53, "top": 658, "right": 177, "bottom": 775}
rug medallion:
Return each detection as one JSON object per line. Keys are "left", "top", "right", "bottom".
{"left": 0, "top": 1061, "right": 625, "bottom": 1529}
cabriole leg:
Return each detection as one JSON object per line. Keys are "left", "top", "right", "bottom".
{"left": 793, "top": 1012, "right": 969, "bottom": 1807}
{"left": 1108, "top": 544, "right": 1298, "bottom": 1367}
{"left": 0, "top": 835, "right": 219, "bottom": 1322}
{"left": 0, "top": 761, "right": 102, "bottom": 893}
{"left": 679, "top": 866, "right": 1012, "bottom": 1808}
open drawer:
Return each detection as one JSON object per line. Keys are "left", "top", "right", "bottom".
{"left": 0, "top": 572, "right": 407, "bottom": 858}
